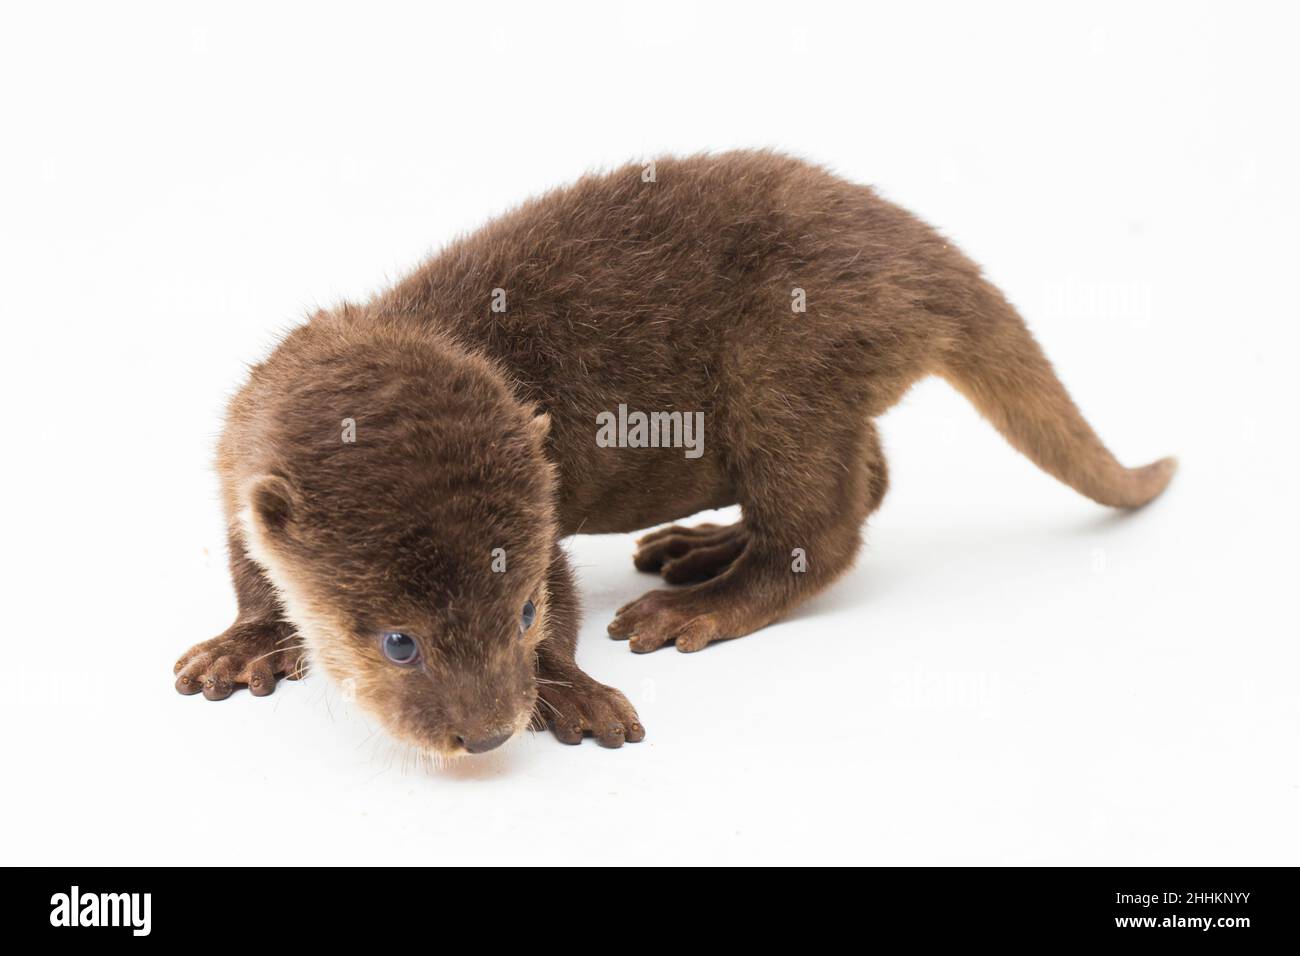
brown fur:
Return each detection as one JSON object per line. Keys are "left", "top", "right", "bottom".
{"left": 174, "top": 150, "right": 1174, "bottom": 754}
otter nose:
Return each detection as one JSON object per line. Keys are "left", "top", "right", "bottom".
{"left": 456, "top": 732, "right": 511, "bottom": 754}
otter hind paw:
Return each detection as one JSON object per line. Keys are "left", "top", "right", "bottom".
{"left": 633, "top": 521, "right": 746, "bottom": 583}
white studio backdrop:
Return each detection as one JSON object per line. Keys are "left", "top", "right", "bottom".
{"left": 0, "top": 1, "right": 1295, "bottom": 864}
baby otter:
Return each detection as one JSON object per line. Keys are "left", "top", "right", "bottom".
{"left": 174, "top": 150, "right": 1175, "bottom": 757}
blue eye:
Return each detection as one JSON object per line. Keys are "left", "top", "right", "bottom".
{"left": 520, "top": 600, "right": 536, "bottom": 634}
{"left": 381, "top": 631, "right": 419, "bottom": 664}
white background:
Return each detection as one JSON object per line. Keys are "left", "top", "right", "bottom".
{"left": 2, "top": 1, "right": 1296, "bottom": 865}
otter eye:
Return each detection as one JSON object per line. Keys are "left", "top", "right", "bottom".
{"left": 381, "top": 631, "right": 419, "bottom": 665}
{"left": 519, "top": 600, "right": 537, "bottom": 634}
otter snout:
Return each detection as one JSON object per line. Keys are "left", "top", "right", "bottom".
{"left": 456, "top": 731, "right": 512, "bottom": 754}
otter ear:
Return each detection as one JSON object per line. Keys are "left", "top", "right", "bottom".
{"left": 527, "top": 411, "right": 551, "bottom": 446}
{"left": 247, "top": 474, "right": 297, "bottom": 538}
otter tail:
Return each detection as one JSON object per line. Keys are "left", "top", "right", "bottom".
{"left": 939, "top": 290, "right": 1176, "bottom": 509}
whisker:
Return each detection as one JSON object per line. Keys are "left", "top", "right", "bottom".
{"left": 246, "top": 641, "right": 306, "bottom": 668}
{"left": 534, "top": 676, "right": 573, "bottom": 688}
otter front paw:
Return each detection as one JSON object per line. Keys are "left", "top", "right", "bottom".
{"left": 174, "top": 619, "right": 304, "bottom": 700}
{"left": 534, "top": 675, "right": 645, "bottom": 748}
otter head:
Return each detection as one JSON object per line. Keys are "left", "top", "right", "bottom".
{"left": 238, "top": 329, "right": 557, "bottom": 758}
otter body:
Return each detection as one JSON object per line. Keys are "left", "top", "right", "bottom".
{"left": 175, "top": 151, "right": 1174, "bottom": 755}
{"left": 387, "top": 153, "right": 948, "bottom": 535}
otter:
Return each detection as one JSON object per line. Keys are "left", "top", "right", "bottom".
{"left": 174, "top": 150, "right": 1175, "bottom": 757}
